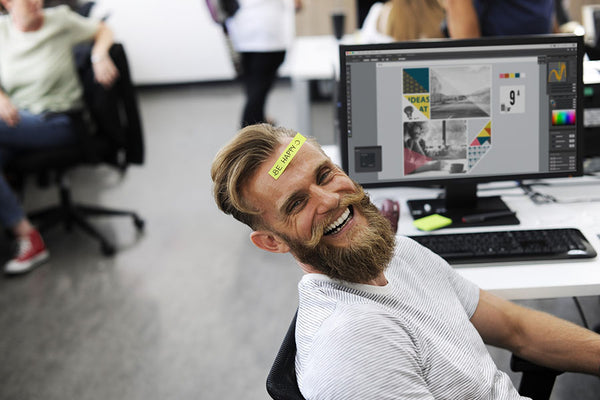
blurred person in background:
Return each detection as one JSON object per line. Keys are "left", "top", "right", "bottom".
{"left": 360, "top": 0, "right": 446, "bottom": 43}
{"left": 0, "top": 0, "right": 118, "bottom": 274}
{"left": 443, "top": 0, "right": 556, "bottom": 38}
{"left": 361, "top": 0, "right": 563, "bottom": 43}
{"left": 225, "top": 0, "right": 303, "bottom": 128}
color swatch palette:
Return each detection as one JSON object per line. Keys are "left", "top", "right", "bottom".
{"left": 499, "top": 72, "right": 525, "bottom": 79}
{"left": 551, "top": 109, "right": 576, "bottom": 126}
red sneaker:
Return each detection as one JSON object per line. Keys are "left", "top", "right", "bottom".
{"left": 4, "top": 229, "right": 49, "bottom": 275}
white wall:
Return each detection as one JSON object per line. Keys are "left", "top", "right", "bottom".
{"left": 91, "top": 0, "right": 297, "bottom": 85}
{"left": 92, "top": 0, "right": 237, "bottom": 85}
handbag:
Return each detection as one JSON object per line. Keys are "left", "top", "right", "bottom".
{"left": 205, "top": 0, "right": 239, "bottom": 25}
{"left": 204, "top": 0, "right": 243, "bottom": 77}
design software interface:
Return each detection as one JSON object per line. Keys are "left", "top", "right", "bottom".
{"left": 342, "top": 38, "right": 580, "bottom": 186}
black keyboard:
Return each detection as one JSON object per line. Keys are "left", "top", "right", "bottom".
{"left": 409, "top": 228, "right": 597, "bottom": 265}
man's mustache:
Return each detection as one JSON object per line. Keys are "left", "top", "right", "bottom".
{"left": 304, "top": 186, "right": 369, "bottom": 248}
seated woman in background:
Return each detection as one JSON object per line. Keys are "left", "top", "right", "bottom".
{"left": 0, "top": 0, "right": 118, "bottom": 274}
{"left": 361, "top": 0, "right": 446, "bottom": 43}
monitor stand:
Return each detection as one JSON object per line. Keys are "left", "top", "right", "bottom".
{"left": 407, "top": 182, "right": 520, "bottom": 228}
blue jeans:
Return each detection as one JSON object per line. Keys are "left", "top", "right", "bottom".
{"left": 0, "top": 110, "right": 77, "bottom": 229}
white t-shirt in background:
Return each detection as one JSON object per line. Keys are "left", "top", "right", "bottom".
{"left": 225, "top": 0, "right": 293, "bottom": 52}
{"left": 0, "top": 5, "right": 99, "bottom": 114}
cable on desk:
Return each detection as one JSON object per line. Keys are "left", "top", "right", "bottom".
{"left": 518, "top": 181, "right": 600, "bottom": 204}
{"left": 572, "top": 297, "right": 590, "bottom": 330}
{"left": 518, "top": 182, "right": 557, "bottom": 204}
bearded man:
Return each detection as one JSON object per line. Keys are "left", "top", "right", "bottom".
{"left": 211, "top": 124, "right": 600, "bottom": 399}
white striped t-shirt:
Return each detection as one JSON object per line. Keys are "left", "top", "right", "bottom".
{"left": 295, "top": 236, "right": 526, "bottom": 399}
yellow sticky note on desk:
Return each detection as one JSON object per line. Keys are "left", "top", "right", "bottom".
{"left": 413, "top": 214, "right": 452, "bottom": 231}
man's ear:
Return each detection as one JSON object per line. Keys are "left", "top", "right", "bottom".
{"left": 250, "top": 230, "right": 290, "bottom": 253}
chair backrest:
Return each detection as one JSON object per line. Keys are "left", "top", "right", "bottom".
{"left": 266, "top": 311, "right": 306, "bottom": 400}
{"left": 5, "top": 42, "right": 143, "bottom": 181}
{"left": 74, "top": 42, "right": 144, "bottom": 169}
{"left": 77, "top": 1, "right": 96, "bottom": 17}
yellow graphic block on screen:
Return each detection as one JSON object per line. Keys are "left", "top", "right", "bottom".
{"left": 404, "top": 95, "right": 430, "bottom": 119}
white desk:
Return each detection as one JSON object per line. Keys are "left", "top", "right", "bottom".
{"left": 287, "top": 35, "right": 343, "bottom": 136}
{"left": 364, "top": 176, "right": 600, "bottom": 301}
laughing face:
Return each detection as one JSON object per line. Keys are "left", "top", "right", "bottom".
{"left": 244, "top": 140, "right": 395, "bottom": 283}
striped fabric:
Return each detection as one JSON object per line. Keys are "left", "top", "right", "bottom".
{"left": 295, "top": 236, "right": 527, "bottom": 399}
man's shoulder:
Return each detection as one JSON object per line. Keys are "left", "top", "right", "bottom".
{"left": 297, "top": 303, "right": 424, "bottom": 399}
{"left": 298, "top": 302, "right": 418, "bottom": 375}
{"left": 44, "top": 4, "right": 72, "bottom": 18}
{"left": 303, "top": 302, "right": 412, "bottom": 349}
{"left": 393, "top": 234, "right": 448, "bottom": 267}
{"left": 391, "top": 235, "right": 433, "bottom": 269}
{"left": 40, "top": 4, "right": 75, "bottom": 29}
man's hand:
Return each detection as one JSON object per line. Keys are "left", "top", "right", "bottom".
{"left": 92, "top": 55, "right": 119, "bottom": 89}
{"left": 0, "top": 93, "right": 19, "bottom": 127}
{"left": 91, "top": 23, "right": 119, "bottom": 89}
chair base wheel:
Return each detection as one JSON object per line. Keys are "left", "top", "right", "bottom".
{"left": 133, "top": 216, "right": 145, "bottom": 231}
{"left": 101, "top": 243, "right": 116, "bottom": 256}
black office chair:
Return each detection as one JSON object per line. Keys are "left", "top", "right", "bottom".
{"left": 266, "top": 311, "right": 562, "bottom": 400}
{"left": 5, "top": 42, "right": 145, "bottom": 255}
{"left": 510, "top": 354, "right": 563, "bottom": 400}
{"left": 266, "top": 311, "right": 305, "bottom": 400}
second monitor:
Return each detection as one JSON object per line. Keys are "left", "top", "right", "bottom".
{"left": 339, "top": 35, "right": 584, "bottom": 227}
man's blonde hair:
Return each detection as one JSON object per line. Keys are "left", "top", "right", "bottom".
{"left": 211, "top": 124, "right": 314, "bottom": 230}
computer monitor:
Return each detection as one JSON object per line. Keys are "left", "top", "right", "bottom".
{"left": 339, "top": 35, "right": 584, "bottom": 228}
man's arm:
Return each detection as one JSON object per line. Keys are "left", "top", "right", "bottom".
{"left": 471, "top": 289, "right": 600, "bottom": 376}
{"left": 442, "top": 0, "right": 480, "bottom": 38}
{"left": 90, "top": 22, "right": 119, "bottom": 88}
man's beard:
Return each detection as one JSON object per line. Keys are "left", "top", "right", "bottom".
{"left": 278, "top": 186, "right": 396, "bottom": 284}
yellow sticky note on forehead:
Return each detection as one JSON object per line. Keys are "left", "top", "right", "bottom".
{"left": 269, "top": 133, "right": 307, "bottom": 179}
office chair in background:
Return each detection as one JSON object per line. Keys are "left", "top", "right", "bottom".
{"left": 266, "top": 310, "right": 563, "bottom": 400}
{"left": 5, "top": 42, "right": 145, "bottom": 256}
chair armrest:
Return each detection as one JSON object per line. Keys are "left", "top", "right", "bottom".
{"left": 510, "top": 354, "right": 562, "bottom": 400}
{"left": 510, "top": 354, "right": 563, "bottom": 375}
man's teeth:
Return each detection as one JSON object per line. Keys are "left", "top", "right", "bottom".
{"left": 324, "top": 207, "right": 352, "bottom": 236}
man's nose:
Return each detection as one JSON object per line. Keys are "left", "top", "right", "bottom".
{"left": 311, "top": 185, "right": 339, "bottom": 215}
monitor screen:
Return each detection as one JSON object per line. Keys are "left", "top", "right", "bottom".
{"left": 339, "top": 35, "right": 584, "bottom": 227}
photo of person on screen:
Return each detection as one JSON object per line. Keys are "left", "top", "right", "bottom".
{"left": 403, "top": 121, "right": 440, "bottom": 174}
{"left": 404, "top": 121, "right": 428, "bottom": 156}
{"left": 403, "top": 120, "right": 467, "bottom": 175}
